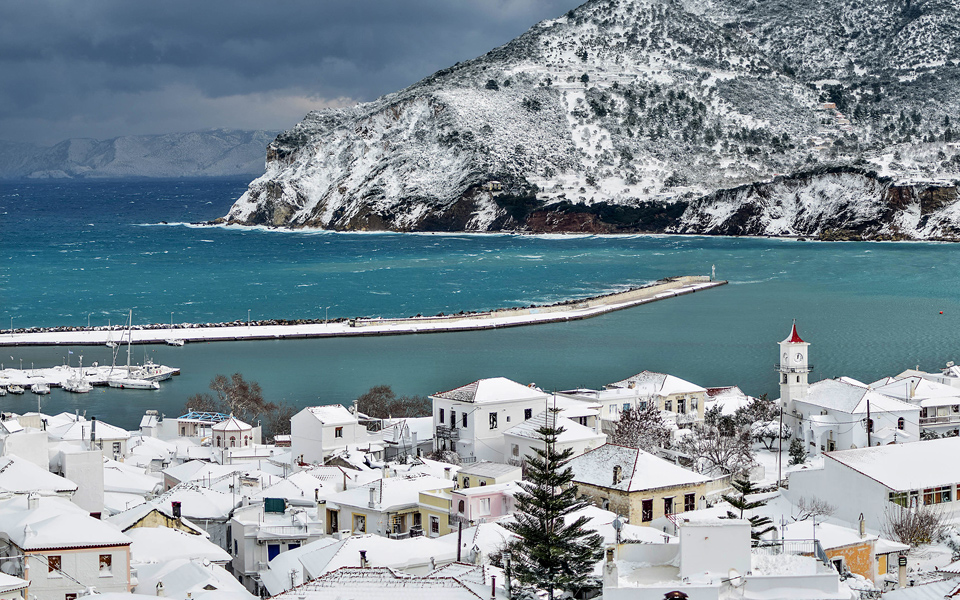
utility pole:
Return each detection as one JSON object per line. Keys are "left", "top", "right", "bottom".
{"left": 866, "top": 398, "right": 872, "bottom": 447}
{"left": 778, "top": 404, "right": 784, "bottom": 486}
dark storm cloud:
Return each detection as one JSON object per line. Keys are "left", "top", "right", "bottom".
{"left": 0, "top": 0, "right": 582, "bottom": 145}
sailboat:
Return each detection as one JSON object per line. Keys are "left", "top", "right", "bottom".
{"left": 63, "top": 355, "right": 93, "bottom": 394}
{"left": 107, "top": 310, "right": 159, "bottom": 390}
{"left": 165, "top": 313, "right": 185, "bottom": 346}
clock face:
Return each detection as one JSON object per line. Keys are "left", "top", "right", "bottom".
{"left": 795, "top": 353, "right": 804, "bottom": 361}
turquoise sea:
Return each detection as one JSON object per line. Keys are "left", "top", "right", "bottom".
{"left": 2, "top": 178, "right": 958, "bottom": 429}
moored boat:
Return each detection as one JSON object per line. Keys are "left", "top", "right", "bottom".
{"left": 6, "top": 385, "right": 23, "bottom": 395}
{"left": 30, "top": 382, "right": 50, "bottom": 395}
{"left": 107, "top": 377, "right": 159, "bottom": 390}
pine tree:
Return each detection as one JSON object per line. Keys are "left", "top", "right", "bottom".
{"left": 505, "top": 409, "right": 604, "bottom": 600}
{"left": 789, "top": 437, "right": 807, "bottom": 465}
{"left": 722, "top": 478, "right": 776, "bottom": 541}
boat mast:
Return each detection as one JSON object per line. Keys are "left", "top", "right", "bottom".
{"left": 126, "top": 309, "right": 132, "bottom": 371}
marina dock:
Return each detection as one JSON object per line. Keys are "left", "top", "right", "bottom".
{"left": 0, "top": 276, "right": 727, "bottom": 347}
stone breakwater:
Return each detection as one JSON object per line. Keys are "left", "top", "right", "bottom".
{"left": 0, "top": 276, "right": 726, "bottom": 346}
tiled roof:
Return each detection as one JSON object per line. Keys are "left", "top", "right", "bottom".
{"left": 433, "top": 378, "right": 546, "bottom": 404}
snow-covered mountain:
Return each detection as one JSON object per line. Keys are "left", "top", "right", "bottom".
{"left": 0, "top": 129, "right": 277, "bottom": 179}
{"left": 224, "top": 0, "right": 960, "bottom": 239}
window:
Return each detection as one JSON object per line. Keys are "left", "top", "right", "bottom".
{"left": 479, "top": 481, "right": 486, "bottom": 486}
{"left": 489, "top": 412, "right": 498, "bottom": 430}
{"left": 288, "top": 543, "right": 300, "bottom": 551}
{"left": 234, "top": 540, "right": 238, "bottom": 555}
{"left": 524, "top": 408, "right": 532, "bottom": 420}
{"left": 601, "top": 498, "right": 610, "bottom": 510}
{"left": 924, "top": 486, "right": 952, "bottom": 504}
{"left": 782, "top": 374, "right": 788, "bottom": 384}
{"left": 512, "top": 444, "right": 520, "bottom": 457}
{"left": 440, "top": 408, "right": 445, "bottom": 423}
{"left": 268, "top": 544, "right": 280, "bottom": 561}
{"left": 353, "top": 514, "right": 366, "bottom": 533}
{"left": 335, "top": 427, "right": 343, "bottom": 438}
{"left": 112, "top": 442, "right": 121, "bottom": 454}
{"left": 684, "top": 493, "right": 696, "bottom": 512}
{"left": 691, "top": 398, "right": 698, "bottom": 411}
{"left": 413, "top": 513, "right": 422, "bottom": 528}
{"left": 451, "top": 411, "right": 457, "bottom": 427}
{"left": 216, "top": 436, "right": 221, "bottom": 447}
{"left": 641, "top": 499, "right": 653, "bottom": 522}
{"left": 888, "top": 491, "right": 908, "bottom": 507}
{"left": 678, "top": 398, "right": 686, "bottom": 414}
{"left": 622, "top": 403, "right": 630, "bottom": 412}
{"left": 430, "top": 516, "right": 440, "bottom": 535}
{"left": 898, "top": 417, "right": 905, "bottom": 430}
{"left": 458, "top": 500, "right": 465, "bottom": 513}
{"left": 462, "top": 413, "right": 467, "bottom": 428}
{"left": 463, "top": 477, "right": 470, "bottom": 489}
{"left": 99, "top": 554, "right": 112, "bottom": 575}
{"left": 229, "top": 436, "right": 236, "bottom": 447}
{"left": 480, "top": 498, "right": 491, "bottom": 515}
{"left": 664, "top": 399, "right": 672, "bottom": 412}
{"left": 65, "top": 595, "right": 77, "bottom": 600}
{"left": 48, "top": 555, "right": 62, "bottom": 575}
{"left": 664, "top": 497, "right": 674, "bottom": 515}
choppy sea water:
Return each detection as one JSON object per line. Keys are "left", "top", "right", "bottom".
{"left": 2, "top": 178, "right": 958, "bottom": 428}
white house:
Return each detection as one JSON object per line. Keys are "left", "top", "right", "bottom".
{"left": 502, "top": 410, "right": 606, "bottom": 466}
{"left": 291, "top": 405, "right": 362, "bottom": 466}
{"left": 871, "top": 375, "right": 960, "bottom": 436}
{"left": 787, "top": 436, "right": 960, "bottom": 531}
{"left": 0, "top": 494, "right": 132, "bottom": 600}
{"left": 229, "top": 499, "right": 325, "bottom": 594}
{"left": 211, "top": 416, "right": 258, "bottom": 450}
{"left": 792, "top": 378, "right": 919, "bottom": 453}
{"left": 604, "top": 370, "right": 707, "bottom": 424}
{"left": 431, "top": 377, "right": 550, "bottom": 463}
{"left": 323, "top": 473, "right": 454, "bottom": 537}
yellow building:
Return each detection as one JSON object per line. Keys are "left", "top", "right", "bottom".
{"left": 456, "top": 461, "right": 522, "bottom": 490}
{"left": 418, "top": 489, "right": 454, "bottom": 537}
{"left": 783, "top": 520, "right": 908, "bottom": 585}
{"left": 568, "top": 444, "right": 710, "bottom": 526}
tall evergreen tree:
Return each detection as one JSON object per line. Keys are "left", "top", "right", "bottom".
{"left": 722, "top": 478, "right": 776, "bottom": 541}
{"left": 505, "top": 409, "right": 604, "bottom": 600}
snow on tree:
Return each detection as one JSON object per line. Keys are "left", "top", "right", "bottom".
{"left": 750, "top": 420, "right": 793, "bottom": 450}
{"left": 677, "top": 426, "right": 755, "bottom": 478}
{"left": 789, "top": 437, "right": 806, "bottom": 465}
{"left": 722, "top": 478, "right": 776, "bottom": 541}
{"left": 611, "top": 404, "right": 670, "bottom": 452}
{"left": 504, "top": 409, "right": 604, "bottom": 600}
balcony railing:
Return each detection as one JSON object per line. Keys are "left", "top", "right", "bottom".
{"left": 920, "top": 415, "right": 960, "bottom": 425}
{"left": 256, "top": 525, "right": 314, "bottom": 540}
{"left": 775, "top": 364, "right": 814, "bottom": 373}
{"left": 753, "top": 538, "right": 830, "bottom": 566}
{"left": 436, "top": 425, "right": 459, "bottom": 440}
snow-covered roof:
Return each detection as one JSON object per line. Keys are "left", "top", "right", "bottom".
{"left": 881, "top": 579, "right": 960, "bottom": 600}
{"left": 273, "top": 565, "right": 502, "bottom": 600}
{"left": 103, "top": 458, "right": 162, "bottom": 495}
{"left": 457, "top": 461, "right": 521, "bottom": 480}
{"left": 782, "top": 521, "right": 906, "bottom": 553}
{"left": 548, "top": 393, "right": 601, "bottom": 418}
{"left": 0, "top": 454, "right": 78, "bottom": 494}
{"left": 135, "top": 557, "right": 256, "bottom": 600}
{"left": 800, "top": 379, "right": 918, "bottom": 414}
{"left": 152, "top": 483, "right": 239, "bottom": 520}
{"left": 128, "top": 527, "right": 231, "bottom": 563}
{"left": 47, "top": 417, "right": 131, "bottom": 441}
{"left": 0, "top": 494, "right": 131, "bottom": 550}
{"left": 605, "top": 370, "right": 706, "bottom": 396}
{"left": 704, "top": 386, "right": 752, "bottom": 416}
{"left": 303, "top": 404, "right": 357, "bottom": 425}
{"left": 502, "top": 410, "right": 605, "bottom": 444}
{"left": 825, "top": 436, "right": 960, "bottom": 491}
{"left": 0, "top": 572, "right": 28, "bottom": 594}
{"left": 328, "top": 474, "right": 453, "bottom": 512}
{"left": 874, "top": 376, "right": 960, "bottom": 405}
{"left": 381, "top": 416, "right": 434, "bottom": 444}
{"left": 106, "top": 501, "right": 206, "bottom": 535}
{"left": 140, "top": 414, "right": 158, "bottom": 429}
{"left": 296, "top": 535, "right": 459, "bottom": 580}
{"left": 211, "top": 416, "right": 253, "bottom": 431}
{"left": 433, "top": 377, "right": 546, "bottom": 404}
{"left": 569, "top": 444, "right": 709, "bottom": 493}
{"left": 251, "top": 470, "right": 335, "bottom": 504}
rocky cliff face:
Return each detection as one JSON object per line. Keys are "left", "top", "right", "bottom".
{"left": 0, "top": 129, "right": 277, "bottom": 179}
{"left": 225, "top": 0, "right": 960, "bottom": 239}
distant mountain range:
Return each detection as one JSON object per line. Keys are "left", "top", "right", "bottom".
{"left": 0, "top": 129, "right": 277, "bottom": 179}
{"left": 223, "top": 0, "right": 960, "bottom": 239}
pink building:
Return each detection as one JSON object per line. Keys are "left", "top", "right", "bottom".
{"left": 450, "top": 481, "right": 521, "bottom": 527}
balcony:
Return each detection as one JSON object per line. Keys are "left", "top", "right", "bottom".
{"left": 920, "top": 414, "right": 960, "bottom": 426}
{"left": 775, "top": 364, "right": 814, "bottom": 373}
{"left": 436, "top": 425, "right": 459, "bottom": 441}
{"left": 256, "top": 525, "right": 313, "bottom": 541}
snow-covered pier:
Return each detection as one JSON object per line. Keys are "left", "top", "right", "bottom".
{"left": 0, "top": 276, "right": 726, "bottom": 347}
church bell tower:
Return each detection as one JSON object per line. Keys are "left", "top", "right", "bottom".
{"left": 778, "top": 321, "right": 811, "bottom": 414}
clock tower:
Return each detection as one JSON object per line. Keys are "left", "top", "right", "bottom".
{"left": 778, "top": 321, "right": 811, "bottom": 415}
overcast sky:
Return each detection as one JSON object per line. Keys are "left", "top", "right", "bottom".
{"left": 1, "top": 0, "right": 583, "bottom": 146}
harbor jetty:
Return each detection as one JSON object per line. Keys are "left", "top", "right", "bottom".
{"left": 1, "top": 276, "right": 726, "bottom": 347}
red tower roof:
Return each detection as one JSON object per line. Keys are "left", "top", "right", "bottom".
{"left": 783, "top": 322, "right": 804, "bottom": 344}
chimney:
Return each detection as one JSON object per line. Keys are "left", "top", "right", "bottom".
{"left": 859, "top": 514, "right": 866, "bottom": 539}
{"left": 27, "top": 492, "right": 39, "bottom": 510}
{"left": 156, "top": 581, "right": 165, "bottom": 597}
{"left": 368, "top": 485, "right": 377, "bottom": 508}
{"left": 359, "top": 550, "right": 368, "bottom": 568}
{"left": 172, "top": 501, "right": 182, "bottom": 519}
{"left": 444, "top": 467, "right": 452, "bottom": 480}
{"left": 603, "top": 546, "right": 618, "bottom": 589}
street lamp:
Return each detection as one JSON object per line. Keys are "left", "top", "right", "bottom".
{"left": 325, "top": 306, "right": 330, "bottom": 324}
{"left": 87, "top": 313, "right": 91, "bottom": 328}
